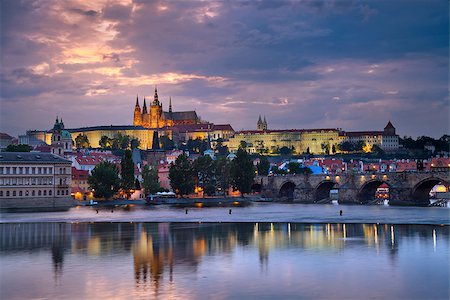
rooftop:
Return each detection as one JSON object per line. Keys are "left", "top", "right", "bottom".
{"left": 0, "top": 152, "right": 71, "bottom": 164}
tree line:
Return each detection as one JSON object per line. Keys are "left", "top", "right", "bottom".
{"left": 168, "top": 148, "right": 255, "bottom": 197}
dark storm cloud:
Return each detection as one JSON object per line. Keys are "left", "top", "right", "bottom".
{"left": 0, "top": 0, "right": 448, "bottom": 137}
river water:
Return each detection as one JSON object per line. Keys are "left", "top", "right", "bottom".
{"left": 1, "top": 203, "right": 449, "bottom": 224}
{"left": 1, "top": 204, "right": 449, "bottom": 299}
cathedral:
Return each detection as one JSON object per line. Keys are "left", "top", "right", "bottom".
{"left": 133, "top": 87, "right": 199, "bottom": 128}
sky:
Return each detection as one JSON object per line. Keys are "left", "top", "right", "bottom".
{"left": 0, "top": 0, "right": 448, "bottom": 138}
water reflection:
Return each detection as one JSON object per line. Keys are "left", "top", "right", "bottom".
{"left": 1, "top": 222, "right": 449, "bottom": 299}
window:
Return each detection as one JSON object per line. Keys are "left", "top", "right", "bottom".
{"left": 12, "top": 167, "right": 16, "bottom": 175}
{"left": 0, "top": 191, "right": 3, "bottom": 197}
{"left": 38, "top": 190, "right": 41, "bottom": 196}
{"left": 32, "top": 190, "right": 35, "bottom": 196}
{"left": 0, "top": 167, "right": 3, "bottom": 174}
{"left": 49, "top": 190, "right": 52, "bottom": 196}
{"left": 19, "top": 191, "right": 22, "bottom": 196}
{"left": 12, "top": 191, "right": 16, "bottom": 196}
{"left": 66, "top": 190, "right": 69, "bottom": 195}
{"left": 43, "top": 190, "right": 47, "bottom": 196}
{"left": 32, "top": 167, "right": 35, "bottom": 174}
{"left": 6, "top": 191, "right": 10, "bottom": 197}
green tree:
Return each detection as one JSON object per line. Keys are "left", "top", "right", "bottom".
{"left": 257, "top": 156, "right": 270, "bottom": 176}
{"left": 169, "top": 153, "right": 195, "bottom": 196}
{"left": 287, "top": 162, "right": 302, "bottom": 174}
{"left": 230, "top": 148, "right": 255, "bottom": 196}
{"left": 160, "top": 135, "right": 175, "bottom": 150}
{"left": 75, "top": 134, "right": 90, "bottom": 149}
{"left": 141, "top": 165, "right": 161, "bottom": 196}
{"left": 279, "top": 146, "right": 292, "bottom": 156}
{"left": 354, "top": 141, "right": 365, "bottom": 152}
{"left": 88, "top": 161, "right": 120, "bottom": 199}
{"left": 99, "top": 136, "right": 112, "bottom": 149}
{"left": 214, "top": 138, "right": 229, "bottom": 156}
{"left": 193, "top": 155, "right": 216, "bottom": 196}
{"left": 332, "top": 144, "right": 337, "bottom": 154}
{"left": 239, "top": 140, "right": 248, "bottom": 149}
{"left": 215, "top": 156, "right": 230, "bottom": 196}
{"left": 187, "top": 138, "right": 208, "bottom": 154}
{"left": 4, "top": 144, "right": 32, "bottom": 152}
{"left": 338, "top": 141, "right": 354, "bottom": 152}
{"left": 120, "top": 150, "right": 135, "bottom": 197}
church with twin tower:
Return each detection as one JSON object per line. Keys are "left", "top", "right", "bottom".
{"left": 133, "top": 86, "right": 199, "bottom": 128}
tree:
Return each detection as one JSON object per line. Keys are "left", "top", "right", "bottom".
{"left": 4, "top": 144, "right": 32, "bottom": 152}
{"left": 338, "top": 141, "right": 354, "bottom": 152}
{"left": 141, "top": 165, "right": 161, "bottom": 196}
{"left": 120, "top": 150, "right": 135, "bottom": 197}
{"left": 187, "top": 138, "right": 208, "bottom": 154}
{"left": 321, "top": 143, "right": 330, "bottom": 155}
{"left": 215, "top": 156, "right": 230, "bottom": 196}
{"left": 99, "top": 136, "right": 112, "bottom": 149}
{"left": 239, "top": 140, "right": 248, "bottom": 149}
{"left": 257, "top": 156, "right": 270, "bottom": 176}
{"left": 230, "top": 148, "right": 255, "bottom": 196}
{"left": 354, "top": 141, "right": 365, "bottom": 152}
{"left": 193, "top": 155, "right": 216, "bottom": 196}
{"left": 160, "top": 135, "right": 175, "bottom": 150}
{"left": 88, "top": 161, "right": 120, "bottom": 199}
{"left": 287, "top": 162, "right": 302, "bottom": 174}
{"left": 306, "top": 147, "right": 310, "bottom": 155}
{"left": 214, "top": 138, "right": 229, "bottom": 156}
{"left": 332, "top": 144, "right": 337, "bottom": 154}
{"left": 135, "top": 178, "right": 141, "bottom": 190}
{"left": 75, "top": 134, "right": 90, "bottom": 149}
{"left": 279, "top": 146, "right": 292, "bottom": 156}
{"left": 152, "top": 131, "right": 160, "bottom": 150}
{"left": 169, "top": 153, "right": 195, "bottom": 196}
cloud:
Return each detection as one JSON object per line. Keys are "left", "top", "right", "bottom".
{"left": 0, "top": 0, "right": 448, "bottom": 138}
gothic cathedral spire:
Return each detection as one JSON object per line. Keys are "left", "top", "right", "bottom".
{"left": 169, "top": 97, "right": 172, "bottom": 113}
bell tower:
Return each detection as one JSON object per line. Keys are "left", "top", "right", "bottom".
{"left": 133, "top": 95, "right": 142, "bottom": 126}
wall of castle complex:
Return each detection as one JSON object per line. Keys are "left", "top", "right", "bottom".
{"left": 225, "top": 130, "right": 340, "bottom": 154}
{"left": 69, "top": 128, "right": 173, "bottom": 150}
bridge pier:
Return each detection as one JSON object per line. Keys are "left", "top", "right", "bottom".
{"left": 293, "top": 187, "right": 314, "bottom": 203}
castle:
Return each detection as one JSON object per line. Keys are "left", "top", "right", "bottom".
{"left": 133, "top": 87, "right": 199, "bottom": 128}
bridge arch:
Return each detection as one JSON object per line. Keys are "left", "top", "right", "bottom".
{"left": 314, "top": 181, "right": 337, "bottom": 202}
{"left": 411, "top": 177, "right": 449, "bottom": 204}
{"left": 357, "top": 180, "right": 390, "bottom": 204}
{"left": 279, "top": 181, "right": 296, "bottom": 200}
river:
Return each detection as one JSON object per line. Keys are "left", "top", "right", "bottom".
{"left": 1, "top": 203, "right": 449, "bottom": 299}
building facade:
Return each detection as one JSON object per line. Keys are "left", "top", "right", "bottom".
{"left": 226, "top": 117, "right": 399, "bottom": 154}
{"left": 0, "top": 152, "right": 73, "bottom": 210}
{"left": 133, "top": 87, "right": 199, "bottom": 128}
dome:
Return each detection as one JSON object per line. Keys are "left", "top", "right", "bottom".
{"left": 61, "top": 130, "right": 72, "bottom": 139}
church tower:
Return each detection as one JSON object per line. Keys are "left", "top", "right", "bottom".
{"left": 263, "top": 116, "right": 268, "bottom": 130}
{"left": 142, "top": 97, "right": 150, "bottom": 127}
{"left": 133, "top": 95, "right": 142, "bottom": 126}
{"left": 150, "top": 86, "right": 165, "bottom": 128}
{"left": 257, "top": 115, "right": 263, "bottom": 131}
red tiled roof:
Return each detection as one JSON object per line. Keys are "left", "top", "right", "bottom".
{"left": 72, "top": 167, "right": 89, "bottom": 179}
{"left": 213, "top": 124, "right": 234, "bottom": 131}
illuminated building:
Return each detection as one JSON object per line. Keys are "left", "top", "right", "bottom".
{"left": 0, "top": 152, "right": 73, "bottom": 210}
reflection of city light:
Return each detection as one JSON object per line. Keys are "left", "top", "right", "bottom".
{"left": 195, "top": 202, "right": 203, "bottom": 208}
{"left": 343, "top": 224, "right": 347, "bottom": 239}
{"left": 433, "top": 229, "right": 437, "bottom": 252}
{"left": 288, "top": 223, "right": 291, "bottom": 239}
{"left": 391, "top": 225, "right": 395, "bottom": 247}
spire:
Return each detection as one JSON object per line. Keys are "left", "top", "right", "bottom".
{"left": 153, "top": 85, "right": 159, "bottom": 105}
{"left": 263, "top": 116, "right": 267, "bottom": 124}
{"left": 258, "top": 115, "right": 262, "bottom": 123}
{"left": 142, "top": 97, "right": 148, "bottom": 114}
{"left": 135, "top": 94, "right": 139, "bottom": 107}
{"left": 169, "top": 97, "right": 172, "bottom": 113}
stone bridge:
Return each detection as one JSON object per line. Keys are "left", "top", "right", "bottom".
{"left": 253, "top": 171, "right": 450, "bottom": 205}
